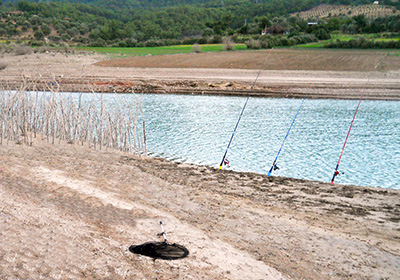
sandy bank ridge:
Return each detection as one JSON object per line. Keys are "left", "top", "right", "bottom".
{"left": 0, "top": 50, "right": 399, "bottom": 100}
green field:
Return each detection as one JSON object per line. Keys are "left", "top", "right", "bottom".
{"left": 76, "top": 44, "right": 247, "bottom": 56}
{"left": 295, "top": 34, "right": 400, "bottom": 48}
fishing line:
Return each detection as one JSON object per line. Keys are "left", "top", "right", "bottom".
{"left": 218, "top": 48, "right": 273, "bottom": 170}
{"left": 267, "top": 82, "right": 314, "bottom": 176}
{"left": 330, "top": 55, "right": 386, "bottom": 184}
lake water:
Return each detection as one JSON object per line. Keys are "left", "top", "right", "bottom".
{"left": 11, "top": 91, "right": 398, "bottom": 189}
{"left": 136, "top": 93, "right": 399, "bottom": 190}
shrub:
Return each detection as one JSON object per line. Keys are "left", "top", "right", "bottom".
{"left": 13, "top": 44, "right": 32, "bottom": 55}
{"left": 196, "top": 37, "right": 208, "bottom": 44}
{"left": 34, "top": 30, "right": 44, "bottom": 40}
{"left": 163, "top": 39, "right": 180, "bottom": 46}
{"left": 209, "top": 35, "right": 222, "bottom": 44}
{"left": 67, "top": 27, "right": 78, "bottom": 37}
{"left": 222, "top": 37, "right": 235, "bottom": 51}
{"left": 144, "top": 39, "right": 163, "bottom": 47}
{"left": 182, "top": 37, "right": 199, "bottom": 45}
{"left": 260, "top": 40, "right": 270, "bottom": 48}
{"left": 89, "top": 40, "right": 106, "bottom": 47}
{"left": 314, "top": 29, "right": 331, "bottom": 40}
{"left": 191, "top": 43, "right": 202, "bottom": 53}
{"left": 117, "top": 38, "right": 138, "bottom": 47}
{"left": 38, "top": 46, "right": 51, "bottom": 53}
{"left": 49, "top": 35, "right": 61, "bottom": 42}
{"left": 0, "top": 62, "right": 7, "bottom": 70}
{"left": 41, "top": 24, "right": 51, "bottom": 36}
{"left": 245, "top": 39, "right": 261, "bottom": 49}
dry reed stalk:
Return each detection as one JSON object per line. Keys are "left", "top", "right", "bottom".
{"left": 0, "top": 79, "right": 147, "bottom": 155}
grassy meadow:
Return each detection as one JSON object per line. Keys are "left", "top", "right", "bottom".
{"left": 76, "top": 44, "right": 247, "bottom": 56}
{"left": 295, "top": 33, "right": 400, "bottom": 48}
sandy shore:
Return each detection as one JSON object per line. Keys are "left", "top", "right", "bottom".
{"left": 0, "top": 51, "right": 399, "bottom": 100}
{"left": 1, "top": 139, "right": 399, "bottom": 279}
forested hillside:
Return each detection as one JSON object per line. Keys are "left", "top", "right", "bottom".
{"left": 0, "top": 0, "right": 399, "bottom": 49}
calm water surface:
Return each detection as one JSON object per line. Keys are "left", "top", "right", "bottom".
{"left": 7, "top": 91, "right": 398, "bottom": 189}
{"left": 138, "top": 94, "right": 399, "bottom": 190}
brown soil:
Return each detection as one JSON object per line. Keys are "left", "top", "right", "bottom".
{"left": 96, "top": 49, "right": 400, "bottom": 72}
{"left": 1, "top": 48, "right": 399, "bottom": 100}
{"left": 1, "top": 139, "right": 400, "bottom": 280}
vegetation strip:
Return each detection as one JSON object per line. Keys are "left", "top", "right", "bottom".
{"left": 0, "top": 1, "right": 399, "bottom": 50}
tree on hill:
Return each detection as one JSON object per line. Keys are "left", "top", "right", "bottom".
{"left": 326, "top": 17, "right": 341, "bottom": 31}
{"left": 255, "top": 16, "right": 272, "bottom": 33}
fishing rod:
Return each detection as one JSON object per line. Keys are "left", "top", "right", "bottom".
{"left": 219, "top": 48, "right": 273, "bottom": 170}
{"left": 330, "top": 79, "right": 370, "bottom": 184}
{"left": 267, "top": 83, "right": 314, "bottom": 176}
{"left": 330, "top": 56, "right": 386, "bottom": 184}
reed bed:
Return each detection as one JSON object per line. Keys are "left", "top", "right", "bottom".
{"left": 0, "top": 81, "right": 147, "bottom": 155}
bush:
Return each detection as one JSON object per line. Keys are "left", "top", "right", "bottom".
{"left": 28, "top": 40, "right": 44, "bottom": 47}
{"left": 182, "top": 37, "right": 200, "bottom": 45}
{"left": 191, "top": 43, "right": 202, "bottom": 53}
{"left": 49, "top": 35, "right": 61, "bottom": 42}
{"left": 245, "top": 39, "right": 261, "bottom": 49}
{"left": 38, "top": 46, "right": 51, "bottom": 53}
{"left": 0, "top": 62, "right": 7, "bottom": 70}
{"left": 117, "top": 38, "right": 138, "bottom": 47}
{"left": 13, "top": 44, "right": 32, "bottom": 55}
{"left": 326, "top": 38, "right": 400, "bottom": 49}
{"left": 61, "top": 33, "right": 71, "bottom": 41}
{"left": 222, "top": 37, "right": 235, "bottom": 51}
{"left": 89, "top": 40, "right": 106, "bottom": 47}
{"left": 34, "top": 30, "right": 44, "bottom": 40}
{"left": 163, "top": 39, "right": 181, "bottom": 46}
{"left": 144, "top": 39, "right": 163, "bottom": 47}
{"left": 314, "top": 29, "right": 331, "bottom": 40}
{"left": 209, "top": 35, "right": 222, "bottom": 44}
{"left": 41, "top": 24, "right": 51, "bottom": 36}
{"left": 196, "top": 37, "right": 208, "bottom": 44}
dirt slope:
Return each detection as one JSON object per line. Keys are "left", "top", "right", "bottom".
{"left": 96, "top": 49, "right": 400, "bottom": 72}
{"left": 1, "top": 140, "right": 399, "bottom": 279}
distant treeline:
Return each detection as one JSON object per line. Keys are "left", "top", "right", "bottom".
{"left": 4, "top": 0, "right": 396, "bottom": 11}
{"left": 0, "top": 0, "right": 399, "bottom": 48}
